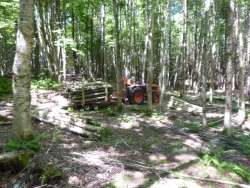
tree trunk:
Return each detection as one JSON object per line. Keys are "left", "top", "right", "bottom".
{"left": 224, "top": 0, "right": 235, "bottom": 136}
{"left": 142, "top": 32, "right": 148, "bottom": 84}
{"left": 180, "top": 0, "right": 188, "bottom": 96}
{"left": 246, "top": 2, "right": 250, "bottom": 98}
{"left": 33, "top": 23, "right": 40, "bottom": 78}
{"left": 56, "top": 0, "right": 67, "bottom": 82}
{"left": 237, "top": 3, "right": 246, "bottom": 124}
{"left": 35, "top": 0, "right": 60, "bottom": 80}
{"left": 99, "top": 2, "right": 106, "bottom": 79}
{"left": 146, "top": 0, "right": 155, "bottom": 114}
{"left": 113, "top": 0, "right": 123, "bottom": 110}
{"left": 159, "top": 0, "right": 171, "bottom": 111}
{"left": 238, "top": 32, "right": 246, "bottom": 124}
{"left": 72, "top": 10, "right": 79, "bottom": 75}
{"left": 209, "top": 0, "right": 216, "bottom": 104}
{"left": 201, "top": 1, "right": 213, "bottom": 126}
{"left": 12, "top": 0, "right": 34, "bottom": 139}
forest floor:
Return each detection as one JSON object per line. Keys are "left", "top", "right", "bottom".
{"left": 0, "top": 89, "right": 250, "bottom": 188}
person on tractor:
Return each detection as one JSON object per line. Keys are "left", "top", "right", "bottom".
{"left": 122, "top": 76, "right": 160, "bottom": 105}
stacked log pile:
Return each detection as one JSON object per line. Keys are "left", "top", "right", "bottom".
{"left": 64, "top": 81, "right": 115, "bottom": 107}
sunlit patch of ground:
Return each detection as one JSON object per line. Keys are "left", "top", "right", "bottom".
{"left": 112, "top": 170, "right": 147, "bottom": 188}
{"left": 150, "top": 178, "right": 202, "bottom": 188}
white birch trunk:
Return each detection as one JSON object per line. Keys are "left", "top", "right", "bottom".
{"left": 146, "top": 0, "right": 154, "bottom": 114}
{"left": 224, "top": 0, "right": 235, "bottom": 135}
{"left": 159, "top": 0, "right": 171, "bottom": 111}
{"left": 12, "top": 0, "right": 34, "bottom": 139}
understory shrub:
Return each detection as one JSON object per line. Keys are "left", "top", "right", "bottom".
{"left": 40, "top": 164, "right": 64, "bottom": 184}
{"left": 0, "top": 77, "right": 12, "bottom": 97}
{"left": 4, "top": 133, "right": 49, "bottom": 153}
{"left": 201, "top": 147, "right": 250, "bottom": 183}
{"left": 32, "top": 78, "right": 61, "bottom": 90}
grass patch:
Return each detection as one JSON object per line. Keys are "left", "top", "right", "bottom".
{"left": 200, "top": 147, "right": 250, "bottom": 183}
{"left": 32, "top": 78, "right": 61, "bottom": 90}
{"left": 0, "top": 77, "right": 12, "bottom": 97}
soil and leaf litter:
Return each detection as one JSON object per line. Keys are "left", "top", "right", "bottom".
{"left": 0, "top": 78, "right": 250, "bottom": 187}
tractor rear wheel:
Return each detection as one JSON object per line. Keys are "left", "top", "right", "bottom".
{"left": 132, "top": 87, "right": 145, "bottom": 105}
{"left": 153, "top": 92, "right": 160, "bottom": 103}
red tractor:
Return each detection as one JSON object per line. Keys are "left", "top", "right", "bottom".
{"left": 122, "top": 77, "right": 160, "bottom": 105}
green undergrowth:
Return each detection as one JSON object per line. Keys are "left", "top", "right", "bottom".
{"left": 130, "top": 106, "right": 148, "bottom": 114}
{"left": 200, "top": 147, "right": 250, "bottom": 183}
{"left": 4, "top": 133, "right": 49, "bottom": 153}
{"left": 0, "top": 115, "right": 8, "bottom": 124}
{"left": 207, "top": 122, "right": 220, "bottom": 127}
{"left": 209, "top": 96, "right": 237, "bottom": 103}
{"left": 130, "top": 106, "right": 163, "bottom": 117}
{"left": 232, "top": 132, "right": 250, "bottom": 156}
{"left": 247, "top": 109, "right": 250, "bottom": 115}
{"left": 51, "top": 128, "right": 62, "bottom": 143}
{"left": 32, "top": 78, "right": 61, "bottom": 90}
{"left": 66, "top": 107, "right": 75, "bottom": 112}
{"left": 3, "top": 132, "right": 63, "bottom": 185}
{"left": 99, "top": 105, "right": 162, "bottom": 118}
{"left": 0, "top": 77, "right": 12, "bottom": 97}
{"left": 176, "top": 120, "right": 220, "bottom": 134}
{"left": 106, "top": 183, "right": 117, "bottom": 188}
{"left": 232, "top": 101, "right": 239, "bottom": 113}
{"left": 175, "top": 121, "right": 202, "bottom": 133}
{"left": 208, "top": 96, "right": 238, "bottom": 112}
{"left": 184, "top": 122, "right": 202, "bottom": 133}
{"left": 40, "top": 164, "right": 64, "bottom": 184}
{"left": 99, "top": 107, "right": 120, "bottom": 117}
{"left": 100, "top": 127, "right": 113, "bottom": 143}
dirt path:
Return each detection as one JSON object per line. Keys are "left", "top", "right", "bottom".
{"left": 0, "top": 91, "right": 250, "bottom": 187}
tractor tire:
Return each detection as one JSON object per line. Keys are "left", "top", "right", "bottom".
{"left": 152, "top": 92, "right": 160, "bottom": 103}
{"left": 132, "top": 87, "right": 145, "bottom": 105}
{"left": 127, "top": 87, "right": 134, "bottom": 104}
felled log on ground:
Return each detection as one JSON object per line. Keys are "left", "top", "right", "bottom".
{"left": 32, "top": 106, "right": 102, "bottom": 138}
{"left": 31, "top": 89, "right": 102, "bottom": 138}
{"left": 166, "top": 96, "right": 202, "bottom": 114}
